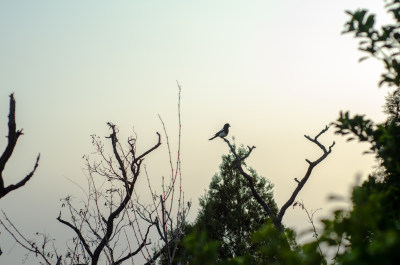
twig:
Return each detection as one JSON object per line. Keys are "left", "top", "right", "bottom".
{"left": 293, "top": 200, "right": 324, "bottom": 258}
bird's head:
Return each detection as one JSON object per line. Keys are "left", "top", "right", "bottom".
{"left": 224, "top": 123, "right": 230, "bottom": 129}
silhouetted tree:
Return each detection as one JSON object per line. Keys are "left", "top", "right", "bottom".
{"left": 0, "top": 86, "right": 189, "bottom": 265}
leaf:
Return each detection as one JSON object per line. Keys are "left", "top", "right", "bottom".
{"left": 359, "top": 56, "right": 369, "bottom": 62}
{"left": 344, "top": 10, "right": 353, "bottom": 16}
{"left": 365, "top": 14, "right": 375, "bottom": 30}
{"left": 327, "top": 194, "right": 345, "bottom": 201}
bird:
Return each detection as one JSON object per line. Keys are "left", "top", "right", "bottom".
{"left": 209, "top": 123, "right": 230, "bottom": 140}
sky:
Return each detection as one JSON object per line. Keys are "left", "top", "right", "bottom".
{"left": 0, "top": 0, "right": 394, "bottom": 263}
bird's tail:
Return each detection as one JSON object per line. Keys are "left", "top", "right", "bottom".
{"left": 209, "top": 135, "right": 217, "bottom": 141}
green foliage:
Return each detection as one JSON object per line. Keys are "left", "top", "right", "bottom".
{"left": 181, "top": 230, "right": 220, "bottom": 265}
{"left": 252, "top": 220, "right": 298, "bottom": 264}
{"left": 343, "top": 1, "right": 400, "bottom": 87}
{"left": 182, "top": 221, "right": 325, "bottom": 265}
{"left": 195, "top": 144, "right": 278, "bottom": 260}
{"left": 384, "top": 90, "right": 400, "bottom": 124}
{"left": 321, "top": 2, "right": 400, "bottom": 264}
{"left": 181, "top": 229, "right": 257, "bottom": 265}
{"left": 320, "top": 177, "right": 400, "bottom": 265}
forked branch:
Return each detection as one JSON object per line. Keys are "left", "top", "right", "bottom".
{"left": 277, "top": 126, "right": 334, "bottom": 225}
{"left": 223, "top": 126, "right": 334, "bottom": 231}
{"left": 0, "top": 93, "right": 40, "bottom": 199}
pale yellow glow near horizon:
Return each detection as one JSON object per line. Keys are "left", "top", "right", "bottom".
{"left": 0, "top": 0, "right": 393, "bottom": 263}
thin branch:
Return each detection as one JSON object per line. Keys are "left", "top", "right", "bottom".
{"left": 57, "top": 216, "right": 93, "bottom": 258}
{"left": 0, "top": 211, "right": 52, "bottom": 265}
{"left": 293, "top": 200, "right": 324, "bottom": 258}
{"left": 115, "top": 225, "right": 152, "bottom": 265}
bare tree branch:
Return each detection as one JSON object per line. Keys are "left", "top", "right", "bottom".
{"left": 142, "top": 236, "right": 180, "bottom": 265}
{"left": 277, "top": 126, "right": 334, "bottom": 225}
{"left": 0, "top": 93, "right": 40, "bottom": 199}
{"left": 114, "top": 225, "right": 152, "bottom": 265}
{"left": 136, "top": 132, "right": 161, "bottom": 161}
{"left": 0, "top": 211, "right": 52, "bottom": 265}
{"left": 56, "top": 216, "right": 94, "bottom": 258}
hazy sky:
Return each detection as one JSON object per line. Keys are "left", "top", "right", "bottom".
{"left": 0, "top": 0, "right": 393, "bottom": 263}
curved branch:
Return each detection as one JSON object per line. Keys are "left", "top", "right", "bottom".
{"left": 57, "top": 216, "right": 93, "bottom": 258}
{"left": 0, "top": 154, "right": 40, "bottom": 199}
{"left": 136, "top": 132, "right": 161, "bottom": 161}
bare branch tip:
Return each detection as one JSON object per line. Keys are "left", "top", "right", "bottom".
{"left": 9, "top": 93, "right": 16, "bottom": 103}
{"left": 329, "top": 141, "right": 336, "bottom": 151}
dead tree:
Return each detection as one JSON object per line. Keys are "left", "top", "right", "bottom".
{"left": 223, "top": 125, "right": 335, "bottom": 231}
{"left": 0, "top": 93, "right": 40, "bottom": 199}
{"left": 0, "top": 86, "right": 189, "bottom": 265}
{"left": 57, "top": 122, "right": 162, "bottom": 265}
{"left": 1, "top": 123, "right": 161, "bottom": 265}
{"left": 56, "top": 84, "right": 188, "bottom": 265}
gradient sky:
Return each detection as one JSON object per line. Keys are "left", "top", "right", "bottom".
{"left": 0, "top": 0, "right": 393, "bottom": 263}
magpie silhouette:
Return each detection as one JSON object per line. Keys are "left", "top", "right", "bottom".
{"left": 209, "top": 123, "right": 230, "bottom": 140}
